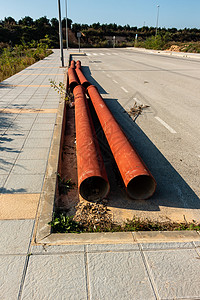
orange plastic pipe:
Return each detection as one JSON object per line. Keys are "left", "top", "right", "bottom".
{"left": 87, "top": 85, "right": 156, "bottom": 200}
{"left": 68, "top": 60, "right": 79, "bottom": 91}
{"left": 75, "top": 60, "right": 91, "bottom": 89}
{"left": 70, "top": 60, "right": 76, "bottom": 68}
{"left": 76, "top": 60, "right": 81, "bottom": 69}
{"left": 73, "top": 85, "right": 110, "bottom": 200}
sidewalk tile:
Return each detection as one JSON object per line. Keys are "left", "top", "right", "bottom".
{"left": 0, "top": 255, "right": 26, "bottom": 300}
{"left": 24, "top": 138, "right": 52, "bottom": 148}
{"left": 21, "top": 254, "right": 87, "bottom": 300}
{"left": 140, "top": 242, "right": 194, "bottom": 250}
{"left": 144, "top": 249, "right": 200, "bottom": 299}
{"left": 88, "top": 251, "right": 156, "bottom": 300}
{"left": 3, "top": 174, "right": 44, "bottom": 193}
{"left": 12, "top": 159, "right": 47, "bottom": 174}
{"left": 31, "top": 123, "right": 55, "bottom": 131}
{"left": 87, "top": 243, "right": 139, "bottom": 252}
{"left": 31, "top": 244, "right": 84, "bottom": 254}
{"left": 28, "top": 130, "right": 53, "bottom": 139}
{"left": 17, "top": 148, "right": 49, "bottom": 160}
{"left": 0, "top": 193, "right": 40, "bottom": 220}
{"left": 0, "top": 158, "right": 14, "bottom": 175}
{"left": 0, "top": 219, "right": 34, "bottom": 254}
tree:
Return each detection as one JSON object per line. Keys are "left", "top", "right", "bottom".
{"left": 35, "top": 16, "right": 50, "bottom": 28}
{"left": 4, "top": 17, "right": 16, "bottom": 26}
{"left": 51, "top": 18, "right": 59, "bottom": 28}
{"left": 19, "top": 16, "right": 34, "bottom": 26}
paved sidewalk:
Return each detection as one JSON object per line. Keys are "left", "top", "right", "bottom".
{"left": 1, "top": 49, "right": 200, "bottom": 300}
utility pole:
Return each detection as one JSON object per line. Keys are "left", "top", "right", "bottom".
{"left": 155, "top": 5, "right": 160, "bottom": 36}
{"left": 65, "top": 0, "right": 69, "bottom": 49}
{"left": 58, "top": 0, "right": 64, "bottom": 66}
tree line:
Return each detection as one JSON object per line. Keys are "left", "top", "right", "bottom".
{"left": 1, "top": 16, "right": 200, "bottom": 49}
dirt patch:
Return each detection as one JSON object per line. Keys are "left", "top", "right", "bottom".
{"left": 167, "top": 45, "right": 181, "bottom": 52}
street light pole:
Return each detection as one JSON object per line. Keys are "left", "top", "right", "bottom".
{"left": 58, "top": 0, "right": 64, "bottom": 66}
{"left": 65, "top": 0, "right": 69, "bottom": 49}
{"left": 155, "top": 5, "right": 160, "bottom": 36}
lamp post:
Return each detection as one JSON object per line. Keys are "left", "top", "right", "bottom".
{"left": 58, "top": 0, "right": 64, "bottom": 66}
{"left": 155, "top": 5, "right": 160, "bottom": 36}
{"left": 65, "top": 0, "right": 69, "bottom": 49}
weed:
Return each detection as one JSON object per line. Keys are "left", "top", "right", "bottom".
{"left": 49, "top": 212, "right": 82, "bottom": 233}
{"left": 57, "top": 174, "right": 75, "bottom": 195}
{"left": 49, "top": 79, "right": 74, "bottom": 105}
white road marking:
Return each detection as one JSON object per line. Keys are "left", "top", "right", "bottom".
{"left": 93, "top": 53, "right": 98, "bottom": 56}
{"left": 113, "top": 53, "right": 118, "bottom": 55}
{"left": 99, "top": 53, "right": 105, "bottom": 56}
{"left": 155, "top": 116, "right": 177, "bottom": 134}
{"left": 102, "top": 70, "right": 105, "bottom": 73}
{"left": 121, "top": 87, "right": 129, "bottom": 93}
{"left": 113, "top": 79, "right": 118, "bottom": 84}
{"left": 87, "top": 53, "right": 91, "bottom": 56}
{"left": 106, "top": 74, "right": 111, "bottom": 78}
{"left": 107, "top": 53, "right": 111, "bottom": 56}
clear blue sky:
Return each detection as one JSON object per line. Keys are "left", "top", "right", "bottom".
{"left": 0, "top": 0, "right": 199, "bottom": 29}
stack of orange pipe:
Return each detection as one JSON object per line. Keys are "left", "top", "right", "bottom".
{"left": 69, "top": 60, "right": 156, "bottom": 200}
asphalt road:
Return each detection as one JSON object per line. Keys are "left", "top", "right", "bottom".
{"left": 72, "top": 48, "right": 200, "bottom": 222}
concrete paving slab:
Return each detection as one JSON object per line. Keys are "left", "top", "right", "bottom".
{"left": 0, "top": 255, "right": 26, "bottom": 300}
{"left": 140, "top": 241, "right": 194, "bottom": 250}
{"left": 34, "top": 117, "right": 57, "bottom": 124}
{"left": 0, "top": 219, "right": 34, "bottom": 254}
{"left": 12, "top": 159, "right": 47, "bottom": 174}
{"left": 17, "top": 147, "right": 50, "bottom": 160}
{"left": 1, "top": 138, "right": 25, "bottom": 149}
{"left": 23, "top": 138, "right": 52, "bottom": 148}
{"left": 0, "top": 157, "right": 14, "bottom": 175}
{"left": 134, "top": 231, "right": 200, "bottom": 243}
{"left": 0, "top": 149, "right": 20, "bottom": 160}
{"left": 4, "top": 174, "right": 44, "bottom": 193}
{"left": 0, "top": 193, "right": 40, "bottom": 220}
{"left": 88, "top": 251, "right": 156, "bottom": 300}
{"left": 30, "top": 244, "right": 85, "bottom": 254}
{"left": 21, "top": 253, "right": 87, "bottom": 300}
{"left": 87, "top": 243, "right": 139, "bottom": 252}
{"left": 2, "top": 130, "right": 29, "bottom": 139}
{"left": 0, "top": 175, "right": 8, "bottom": 187}
{"left": 10, "top": 122, "right": 33, "bottom": 131}
{"left": 28, "top": 130, "right": 53, "bottom": 139}
{"left": 144, "top": 249, "right": 200, "bottom": 299}
{"left": 31, "top": 123, "right": 55, "bottom": 131}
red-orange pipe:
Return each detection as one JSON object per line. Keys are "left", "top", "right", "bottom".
{"left": 87, "top": 85, "right": 156, "bottom": 200}
{"left": 73, "top": 85, "right": 110, "bottom": 200}
{"left": 70, "top": 60, "right": 76, "bottom": 68}
{"left": 75, "top": 61, "right": 91, "bottom": 89}
{"left": 76, "top": 60, "right": 81, "bottom": 69}
{"left": 68, "top": 63, "right": 79, "bottom": 91}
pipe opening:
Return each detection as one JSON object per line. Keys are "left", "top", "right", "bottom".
{"left": 127, "top": 175, "right": 156, "bottom": 200}
{"left": 69, "top": 81, "right": 79, "bottom": 92}
{"left": 82, "top": 81, "right": 91, "bottom": 89}
{"left": 80, "top": 176, "right": 109, "bottom": 201}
